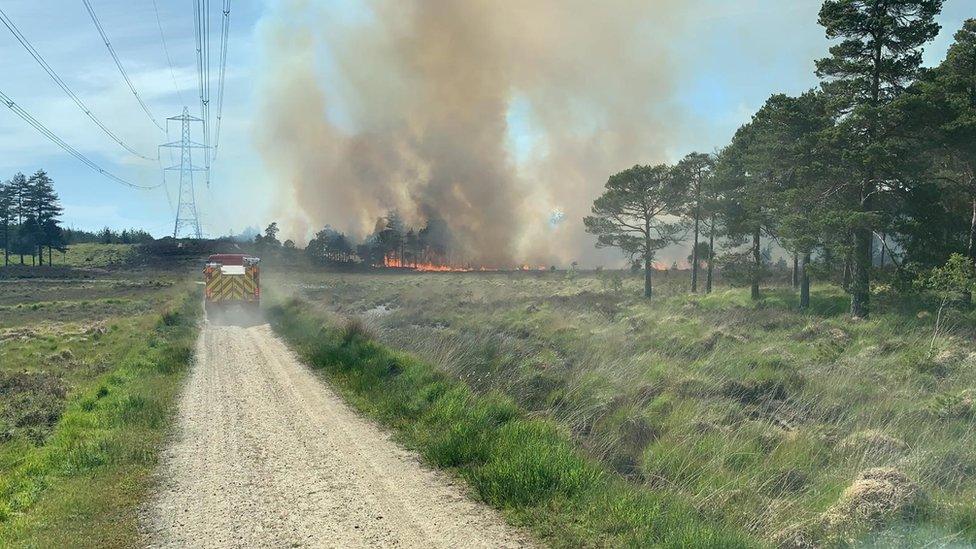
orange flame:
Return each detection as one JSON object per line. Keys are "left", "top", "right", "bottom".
{"left": 382, "top": 255, "right": 477, "bottom": 272}
{"left": 380, "top": 255, "right": 547, "bottom": 272}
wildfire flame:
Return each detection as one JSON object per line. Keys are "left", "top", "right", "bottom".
{"left": 381, "top": 255, "right": 546, "bottom": 272}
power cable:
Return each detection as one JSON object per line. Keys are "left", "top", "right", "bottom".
{"left": 192, "top": 0, "right": 212, "bottom": 186}
{"left": 81, "top": 0, "right": 165, "bottom": 131}
{"left": 151, "top": 0, "right": 186, "bottom": 105}
{"left": 0, "top": 88, "right": 161, "bottom": 190}
{"left": 212, "top": 0, "right": 231, "bottom": 161}
{"left": 0, "top": 6, "right": 156, "bottom": 160}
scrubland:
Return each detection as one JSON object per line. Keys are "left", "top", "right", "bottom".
{"left": 0, "top": 270, "right": 198, "bottom": 547}
{"left": 271, "top": 269, "right": 976, "bottom": 547}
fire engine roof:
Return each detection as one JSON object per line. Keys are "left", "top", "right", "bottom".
{"left": 207, "top": 254, "right": 258, "bottom": 265}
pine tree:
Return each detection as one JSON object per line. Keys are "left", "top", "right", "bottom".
{"left": 26, "top": 170, "right": 63, "bottom": 265}
{"left": 673, "top": 153, "right": 715, "bottom": 293}
{"left": 8, "top": 172, "right": 29, "bottom": 264}
{"left": 584, "top": 165, "right": 686, "bottom": 298}
{"left": 942, "top": 20, "right": 976, "bottom": 262}
{"left": 714, "top": 97, "right": 794, "bottom": 301}
{"left": 816, "top": 0, "right": 944, "bottom": 318}
{"left": 0, "top": 179, "right": 13, "bottom": 266}
{"left": 901, "top": 20, "right": 976, "bottom": 263}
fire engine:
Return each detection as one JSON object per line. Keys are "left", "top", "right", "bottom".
{"left": 204, "top": 254, "right": 260, "bottom": 315}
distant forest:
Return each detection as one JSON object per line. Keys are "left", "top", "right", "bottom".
{"left": 0, "top": 170, "right": 152, "bottom": 266}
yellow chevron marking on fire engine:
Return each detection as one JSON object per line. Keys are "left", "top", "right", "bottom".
{"left": 210, "top": 275, "right": 230, "bottom": 297}
{"left": 213, "top": 276, "right": 236, "bottom": 300}
{"left": 207, "top": 271, "right": 257, "bottom": 302}
{"left": 216, "top": 282, "right": 234, "bottom": 300}
{"left": 217, "top": 277, "right": 245, "bottom": 300}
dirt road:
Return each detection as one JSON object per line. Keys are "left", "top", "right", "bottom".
{"left": 144, "top": 323, "right": 531, "bottom": 548}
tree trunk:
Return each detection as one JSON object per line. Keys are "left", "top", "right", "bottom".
{"left": 850, "top": 225, "right": 872, "bottom": 319}
{"left": 37, "top": 244, "right": 43, "bottom": 266}
{"left": 751, "top": 227, "right": 761, "bottom": 301}
{"left": 791, "top": 253, "right": 799, "bottom": 289}
{"left": 643, "top": 220, "right": 653, "bottom": 298}
{"left": 968, "top": 197, "right": 976, "bottom": 262}
{"left": 691, "top": 198, "right": 700, "bottom": 293}
{"left": 879, "top": 233, "right": 886, "bottom": 269}
{"left": 644, "top": 256, "right": 653, "bottom": 298}
{"left": 854, "top": 35, "right": 880, "bottom": 318}
{"left": 842, "top": 255, "right": 851, "bottom": 291}
{"left": 799, "top": 252, "right": 811, "bottom": 310}
{"left": 706, "top": 214, "right": 715, "bottom": 294}
{"left": 962, "top": 196, "right": 975, "bottom": 306}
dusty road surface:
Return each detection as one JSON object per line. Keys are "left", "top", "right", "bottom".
{"left": 144, "top": 323, "right": 532, "bottom": 548}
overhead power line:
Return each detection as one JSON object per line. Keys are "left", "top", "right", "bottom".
{"left": 193, "top": 0, "right": 212, "bottom": 186}
{"left": 151, "top": 0, "right": 186, "bottom": 105}
{"left": 0, "top": 6, "right": 156, "bottom": 161}
{"left": 82, "top": 0, "right": 165, "bottom": 132}
{"left": 212, "top": 0, "right": 231, "bottom": 161}
{"left": 0, "top": 88, "right": 160, "bottom": 190}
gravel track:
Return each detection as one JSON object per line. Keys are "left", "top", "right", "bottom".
{"left": 143, "top": 323, "right": 532, "bottom": 548}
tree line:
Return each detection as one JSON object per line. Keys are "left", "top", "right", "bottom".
{"left": 0, "top": 170, "right": 64, "bottom": 266}
{"left": 302, "top": 212, "right": 454, "bottom": 268}
{"left": 65, "top": 227, "right": 154, "bottom": 246}
{"left": 587, "top": 2, "right": 976, "bottom": 318}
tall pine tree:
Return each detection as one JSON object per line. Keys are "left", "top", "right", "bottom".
{"left": 903, "top": 20, "right": 976, "bottom": 263}
{"left": 8, "top": 172, "right": 30, "bottom": 264}
{"left": 584, "top": 165, "right": 686, "bottom": 298}
{"left": 816, "top": 0, "right": 944, "bottom": 318}
{"left": 673, "top": 153, "right": 715, "bottom": 293}
{"left": 26, "top": 170, "right": 63, "bottom": 265}
{"left": 0, "top": 180, "right": 12, "bottom": 266}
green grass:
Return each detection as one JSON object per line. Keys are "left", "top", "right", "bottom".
{"left": 0, "top": 243, "right": 138, "bottom": 269}
{"left": 266, "top": 298, "right": 755, "bottom": 548}
{"left": 270, "top": 270, "right": 976, "bottom": 546}
{"left": 61, "top": 243, "right": 139, "bottom": 268}
{"left": 0, "top": 280, "right": 199, "bottom": 548}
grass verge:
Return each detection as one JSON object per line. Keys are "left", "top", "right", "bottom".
{"left": 0, "top": 285, "right": 200, "bottom": 548}
{"left": 267, "top": 296, "right": 756, "bottom": 548}
{"left": 277, "top": 271, "right": 976, "bottom": 545}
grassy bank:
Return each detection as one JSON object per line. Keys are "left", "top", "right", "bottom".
{"left": 266, "top": 296, "right": 755, "bottom": 548}
{"left": 0, "top": 280, "right": 199, "bottom": 547}
{"left": 274, "top": 271, "right": 976, "bottom": 546}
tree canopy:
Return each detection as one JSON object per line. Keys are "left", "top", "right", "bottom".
{"left": 0, "top": 170, "right": 65, "bottom": 266}
{"left": 584, "top": 164, "right": 685, "bottom": 297}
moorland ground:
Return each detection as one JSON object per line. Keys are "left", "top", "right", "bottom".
{"left": 0, "top": 266, "right": 198, "bottom": 547}
{"left": 270, "top": 269, "right": 976, "bottom": 547}
{"left": 2, "top": 249, "right": 973, "bottom": 548}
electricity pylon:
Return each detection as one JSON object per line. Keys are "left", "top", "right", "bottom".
{"left": 160, "top": 107, "right": 208, "bottom": 238}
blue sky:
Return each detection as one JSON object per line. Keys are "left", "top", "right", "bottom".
{"left": 0, "top": 1, "right": 971, "bottom": 239}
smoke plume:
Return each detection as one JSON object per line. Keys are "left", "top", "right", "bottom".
{"left": 256, "top": 0, "right": 691, "bottom": 266}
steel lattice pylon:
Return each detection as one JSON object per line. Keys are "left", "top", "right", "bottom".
{"left": 160, "top": 107, "right": 208, "bottom": 238}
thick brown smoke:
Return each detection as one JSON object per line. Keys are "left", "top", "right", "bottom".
{"left": 256, "top": 0, "right": 690, "bottom": 265}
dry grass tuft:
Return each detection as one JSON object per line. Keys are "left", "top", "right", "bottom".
{"left": 823, "top": 467, "right": 926, "bottom": 537}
